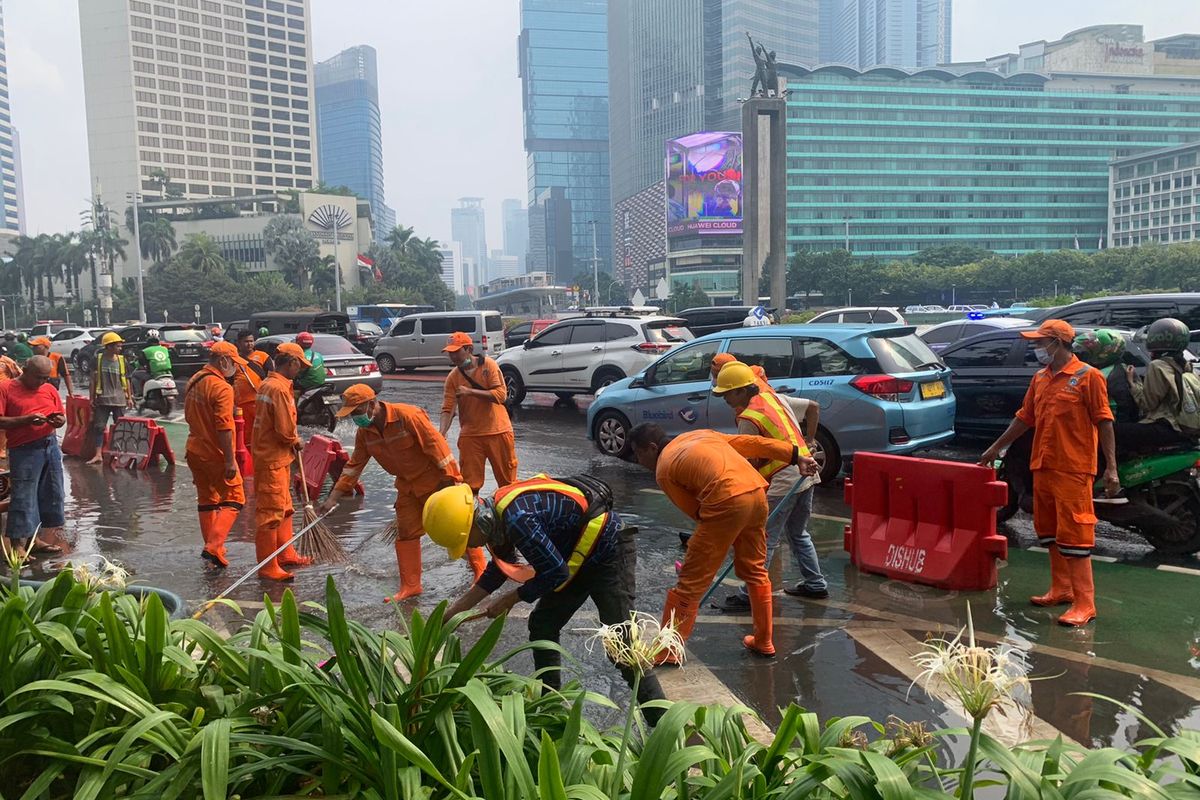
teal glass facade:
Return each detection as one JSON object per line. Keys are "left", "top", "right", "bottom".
{"left": 780, "top": 65, "right": 1200, "bottom": 258}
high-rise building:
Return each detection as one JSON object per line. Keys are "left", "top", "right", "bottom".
{"left": 450, "top": 197, "right": 488, "bottom": 284}
{"left": 819, "top": 0, "right": 952, "bottom": 69}
{"left": 613, "top": 181, "right": 665, "bottom": 293}
{"left": 519, "top": 0, "right": 610, "bottom": 277}
{"left": 436, "top": 241, "right": 464, "bottom": 295}
{"left": 78, "top": 0, "right": 318, "bottom": 277}
{"left": 1109, "top": 142, "right": 1200, "bottom": 249}
{"left": 528, "top": 186, "right": 574, "bottom": 285}
{"left": 500, "top": 198, "right": 529, "bottom": 270}
{"left": 315, "top": 45, "right": 392, "bottom": 244}
{"left": 0, "top": 0, "right": 21, "bottom": 235}
{"left": 489, "top": 250, "right": 521, "bottom": 282}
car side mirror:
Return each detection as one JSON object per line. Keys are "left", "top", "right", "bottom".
{"left": 525, "top": 337, "right": 540, "bottom": 348}
{"left": 629, "top": 375, "right": 646, "bottom": 389}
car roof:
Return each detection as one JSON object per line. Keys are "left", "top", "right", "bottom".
{"left": 691, "top": 323, "right": 915, "bottom": 344}
{"left": 406, "top": 310, "right": 497, "bottom": 318}
{"left": 945, "top": 323, "right": 1138, "bottom": 350}
{"left": 927, "top": 317, "right": 1028, "bottom": 330}
{"left": 813, "top": 306, "right": 901, "bottom": 313}
{"left": 1057, "top": 293, "right": 1200, "bottom": 307}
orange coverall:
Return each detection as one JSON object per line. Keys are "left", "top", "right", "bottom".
{"left": 0, "top": 355, "right": 20, "bottom": 458}
{"left": 251, "top": 371, "right": 307, "bottom": 579}
{"left": 442, "top": 355, "right": 518, "bottom": 492}
{"left": 184, "top": 365, "right": 245, "bottom": 567}
{"left": 334, "top": 402, "right": 483, "bottom": 599}
{"left": 234, "top": 354, "right": 267, "bottom": 433}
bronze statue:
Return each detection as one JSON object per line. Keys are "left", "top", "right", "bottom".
{"left": 747, "top": 33, "right": 780, "bottom": 96}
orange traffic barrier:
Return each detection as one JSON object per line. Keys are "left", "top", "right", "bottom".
{"left": 101, "top": 417, "right": 176, "bottom": 470}
{"left": 292, "top": 434, "right": 363, "bottom": 502}
{"left": 61, "top": 395, "right": 93, "bottom": 458}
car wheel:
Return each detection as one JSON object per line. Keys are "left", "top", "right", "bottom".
{"left": 554, "top": 392, "right": 576, "bottom": 400}
{"left": 375, "top": 353, "right": 396, "bottom": 374}
{"left": 811, "top": 427, "right": 841, "bottom": 485}
{"left": 594, "top": 410, "right": 631, "bottom": 458}
{"left": 502, "top": 367, "right": 526, "bottom": 406}
{"left": 591, "top": 367, "right": 625, "bottom": 394}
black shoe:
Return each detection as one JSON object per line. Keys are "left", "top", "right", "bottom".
{"left": 710, "top": 593, "right": 751, "bottom": 613}
{"left": 784, "top": 583, "right": 829, "bottom": 599}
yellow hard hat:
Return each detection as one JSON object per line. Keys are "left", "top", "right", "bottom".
{"left": 712, "top": 361, "right": 756, "bottom": 395}
{"left": 99, "top": 332, "right": 124, "bottom": 346}
{"left": 422, "top": 484, "right": 475, "bottom": 560}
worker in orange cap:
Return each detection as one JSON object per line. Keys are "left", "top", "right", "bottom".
{"left": 318, "top": 383, "right": 483, "bottom": 602}
{"left": 440, "top": 331, "right": 518, "bottom": 494}
{"left": 710, "top": 351, "right": 772, "bottom": 393}
{"left": 629, "top": 423, "right": 818, "bottom": 660}
{"left": 251, "top": 341, "right": 312, "bottom": 581}
{"left": 29, "top": 338, "right": 73, "bottom": 396}
{"left": 185, "top": 340, "right": 246, "bottom": 568}
{"left": 980, "top": 319, "right": 1117, "bottom": 627}
{"left": 232, "top": 329, "right": 267, "bottom": 437}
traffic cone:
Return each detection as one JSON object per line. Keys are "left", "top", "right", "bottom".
{"left": 466, "top": 546, "right": 488, "bottom": 581}
{"left": 656, "top": 588, "right": 698, "bottom": 666}
{"left": 742, "top": 582, "right": 776, "bottom": 657}
{"left": 1057, "top": 557, "right": 1097, "bottom": 627}
{"left": 387, "top": 538, "right": 423, "bottom": 602}
{"left": 1030, "top": 544, "right": 1073, "bottom": 606}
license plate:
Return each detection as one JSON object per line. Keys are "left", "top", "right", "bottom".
{"left": 920, "top": 380, "right": 946, "bottom": 400}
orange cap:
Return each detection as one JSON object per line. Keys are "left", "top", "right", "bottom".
{"left": 248, "top": 350, "right": 270, "bottom": 366}
{"left": 1020, "top": 319, "right": 1075, "bottom": 343}
{"left": 29, "top": 337, "right": 52, "bottom": 347}
{"left": 336, "top": 383, "right": 377, "bottom": 417}
{"left": 712, "top": 352, "right": 736, "bottom": 368}
{"left": 442, "top": 331, "right": 474, "bottom": 352}
{"left": 276, "top": 341, "right": 311, "bottom": 366}
{"left": 210, "top": 340, "right": 248, "bottom": 365}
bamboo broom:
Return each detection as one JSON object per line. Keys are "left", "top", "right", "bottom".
{"left": 295, "top": 446, "right": 347, "bottom": 563}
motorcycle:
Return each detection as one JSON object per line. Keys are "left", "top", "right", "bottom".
{"left": 296, "top": 384, "right": 339, "bottom": 432}
{"left": 135, "top": 372, "right": 178, "bottom": 417}
{"left": 997, "top": 430, "right": 1200, "bottom": 555}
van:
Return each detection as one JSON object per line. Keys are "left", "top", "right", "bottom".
{"left": 373, "top": 311, "right": 505, "bottom": 372}
{"left": 249, "top": 311, "right": 349, "bottom": 338}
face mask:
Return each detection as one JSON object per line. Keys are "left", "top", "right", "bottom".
{"left": 1034, "top": 344, "right": 1054, "bottom": 365}
{"left": 221, "top": 359, "right": 237, "bottom": 378}
{"left": 351, "top": 413, "right": 373, "bottom": 428}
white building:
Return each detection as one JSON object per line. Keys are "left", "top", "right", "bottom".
{"left": 0, "top": 0, "right": 22, "bottom": 235}
{"left": 488, "top": 250, "right": 520, "bottom": 281}
{"left": 436, "top": 241, "right": 464, "bottom": 295}
{"left": 79, "top": 0, "right": 318, "bottom": 282}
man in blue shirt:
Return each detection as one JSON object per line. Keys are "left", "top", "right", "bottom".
{"left": 427, "top": 476, "right": 666, "bottom": 724}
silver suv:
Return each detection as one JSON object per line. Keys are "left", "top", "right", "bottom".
{"left": 496, "top": 308, "right": 692, "bottom": 404}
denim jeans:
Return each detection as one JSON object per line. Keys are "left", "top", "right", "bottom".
{"left": 738, "top": 482, "right": 826, "bottom": 597}
{"left": 7, "top": 435, "right": 66, "bottom": 540}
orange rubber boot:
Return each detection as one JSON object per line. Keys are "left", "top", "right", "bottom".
{"left": 742, "top": 583, "right": 776, "bottom": 657}
{"left": 198, "top": 510, "right": 223, "bottom": 566}
{"left": 656, "top": 588, "right": 698, "bottom": 666}
{"left": 386, "top": 538, "right": 423, "bottom": 602}
{"left": 256, "top": 523, "right": 294, "bottom": 581}
{"left": 466, "top": 546, "right": 488, "bottom": 581}
{"left": 1057, "top": 557, "right": 1096, "bottom": 627}
{"left": 207, "top": 507, "right": 238, "bottom": 568}
{"left": 1030, "top": 544, "right": 1073, "bottom": 607}
{"left": 277, "top": 513, "right": 313, "bottom": 567}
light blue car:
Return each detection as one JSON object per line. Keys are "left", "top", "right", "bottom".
{"left": 585, "top": 324, "right": 957, "bottom": 483}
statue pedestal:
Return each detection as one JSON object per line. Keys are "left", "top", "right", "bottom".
{"left": 741, "top": 90, "right": 788, "bottom": 309}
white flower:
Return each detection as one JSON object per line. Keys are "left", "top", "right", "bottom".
{"left": 581, "top": 612, "right": 686, "bottom": 674}
{"left": 72, "top": 558, "right": 130, "bottom": 592}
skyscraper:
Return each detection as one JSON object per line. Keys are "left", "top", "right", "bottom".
{"left": 450, "top": 198, "right": 487, "bottom": 288}
{"left": 0, "top": 0, "right": 22, "bottom": 235}
{"left": 518, "top": 0, "right": 610, "bottom": 278}
{"left": 315, "top": 45, "right": 393, "bottom": 243}
{"left": 436, "top": 241, "right": 464, "bottom": 296}
{"left": 819, "top": 0, "right": 952, "bottom": 69}
{"left": 500, "top": 198, "right": 529, "bottom": 271}
{"left": 78, "top": 0, "right": 318, "bottom": 276}
{"left": 528, "top": 186, "right": 574, "bottom": 285}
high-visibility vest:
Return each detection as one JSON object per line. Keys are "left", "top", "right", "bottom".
{"left": 93, "top": 353, "right": 127, "bottom": 396}
{"left": 491, "top": 473, "right": 610, "bottom": 591}
{"left": 737, "top": 391, "right": 811, "bottom": 480}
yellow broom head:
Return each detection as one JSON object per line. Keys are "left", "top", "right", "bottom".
{"left": 298, "top": 505, "right": 348, "bottom": 563}
{"left": 379, "top": 519, "right": 399, "bottom": 545}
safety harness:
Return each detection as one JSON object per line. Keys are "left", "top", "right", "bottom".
{"left": 737, "top": 391, "right": 811, "bottom": 479}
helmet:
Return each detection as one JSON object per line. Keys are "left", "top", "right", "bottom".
{"left": 1072, "top": 328, "right": 1125, "bottom": 369}
{"left": 16, "top": 332, "right": 27, "bottom": 342}
{"left": 1145, "top": 317, "right": 1190, "bottom": 354}
{"left": 711, "top": 361, "right": 757, "bottom": 395}
{"left": 422, "top": 484, "right": 475, "bottom": 560}
{"left": 258, "top": 327, "right": 270, "bottom": 337}
{"left": 296, "top": 331, "right": 314, "bottom": 347}
{"left": 145, "top": 328, "right": 160, "bottom": 343}
{"left": 99, "top": 332, "right": 124, "bottom": 346}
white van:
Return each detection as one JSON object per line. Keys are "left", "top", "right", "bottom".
{"left": 373, "top": 311, "right": 505, "bottom": 372}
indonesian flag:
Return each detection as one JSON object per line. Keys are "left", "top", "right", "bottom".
{"left": 357, "top": 253, "right": 382, "bottom": 283}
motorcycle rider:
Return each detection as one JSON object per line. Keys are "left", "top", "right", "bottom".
{"left": 293, "top": 331, "right": 327, "bottom": 397}
{"left": 1123, "top": 317, "right": 1200, "bottom": 453}
{"left": 131, "top": 329, "right": 173, "bottom": 399}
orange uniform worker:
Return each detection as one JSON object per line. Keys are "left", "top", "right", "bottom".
{"left": 29, "top": 338, "right": 73, "bottom": 396}
{"left": 184, "top": 341, "right": 246, "bottom": 568}
{"left": 319, "top": 384, "right": 484, "bottom": 602}
{"left": 629, "top": 423, "right": 817, "bottom": 660}
{"left": 440, "top": 332, "right": 518, "bottom": 493}
{"left": 980, "top": 319, "right": 1117, "bottom": 627}
{"left": 0, "top": 352, "right": 20, "bottom": 460}
{"left": 233, "top": 328, "right": 268, "bottom": 433}
{"left": 710, "top": 352, "right": 772, "bottom": 393}
{"left": 251, "top": 342, "right": 313, "bottom": 581}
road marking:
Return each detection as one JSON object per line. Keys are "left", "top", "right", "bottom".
{"left": 656, "top": 654, "right": 774, "bottom": 745}
{"left": 812, "top": 512, "right": 850, "bottom": 523}
{"left": 639, "top": 488, "right": 665, "bottom": 495}
{"left": 1157, "top": 564, "right": 1200, "bottom": 576}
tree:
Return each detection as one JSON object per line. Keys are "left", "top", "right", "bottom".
{"left": 668, "top": 280, "right": 710, "bottom": 313}
{"left": 177, "top": 233, "right": 226, "bottom": 275}
{"left": 140, "top": 216, "right": 177, "bottom": 264}
{"left": 912, "top": 245, "right": 994, "bottom": 268}
{"left": 263, "top": 216, "right": 320, "bottom": 291}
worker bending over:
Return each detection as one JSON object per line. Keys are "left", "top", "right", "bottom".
{"left": 426, "top": 474, "right": 666, "bottom": 724}
{"left": 441, "top": 331, "right": 518, "bottom": 494}
{"left": 251, "top": 342, "right": 313, "bottom": 581}
{"left": 629, "top": 423, "right": 817, "bottom": 660}
{"left": 319, "top": 384, "right": 484, "bottom": 602}
{"left": 185, "top": 341, "right": 246, "bottom": 568}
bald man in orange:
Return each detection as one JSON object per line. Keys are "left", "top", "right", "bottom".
{"left": 630, "top": 423, "right": 817, "bottom": 661}
{"left": 319, "top": 383, "right": 485, "bottom": 602}
{"left": 185, "top": 341, "right": 246, "bottom": 568}
{"left": 251, "top": 342, "right": 312, "bottom": 581}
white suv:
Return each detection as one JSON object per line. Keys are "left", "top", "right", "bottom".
{"left": 497, "top": 308, "right": 693, "bottom": 404}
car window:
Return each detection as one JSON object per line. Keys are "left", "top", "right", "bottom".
{"left": 725, "top": 337, "right": 796, "bottom": 378}
{"left": 52, "top": 329, "right": 81, "bottom": 341}
{"left": 162, "top": 328, "right": 210, "bottom": 343}
{"left": 920, "top": 324, "right": 962, "bottom": 345}
{"left": 1020, "top": 341, "right": 1044, "bottom": 367}
{"left": 392, "top": 319, "right": 416, "bottom": 336}
{"left": 943, "top": 338, "right": 1015, "bottom": 368}
{"left": 644, "top": 321, "right": 693, "bottom": 343}
{"left": 569, "top": 323, "right": 606, "bottom": 345}
{"left": 421, "top": 317, "right": 451, "bottom": 335}
{"left": 89, "top": 328, "right": 110, "bottom": 337}
{"left": 869, "top": 333, "right": 940, "bottom": 372}
{"left": 808, "top": 311, "right": 837, "bottom": 324}
{"left": 797, "top": 339, "right": 861, "bottom": 377}
{"left": 604, "top": 321, "right": 638, "bottom": 341}
{"left": 1058, "top": 307, "right": 1108, "bottom": 326}
{"left": 1176, "top": 302, "right": 1200, "bottom": 330}
{"left": 532, "top": 324, "right": 571, "bottom": 346}
{"left": 447, "top": 315, "right": 477, "bottom": 333}
{"left": 508, "top": 322, "right": 531, "bottom": 337}
{"left": 312, "top": 336, "right": 359, "bottom": 356}
{"left": 485, "top": 315, "right": 503, "bottom": 332}
{"left": 121, "top": 328, "right": 145, "bottom": 341}
{"left": 651, "top": 341, "right": 720, "bottom": 385}
{"left": 958, "top": 324, "right": 990, "bottom": 339}
{"left": 1107, "top": 305, "right": 1176, "bottom": 330}
{"left": 841, "top": 311, "right": 872, "bottom": 323}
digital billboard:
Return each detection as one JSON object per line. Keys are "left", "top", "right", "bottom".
{"left": 665, "top": 132, "right": 743, "bottom": 238}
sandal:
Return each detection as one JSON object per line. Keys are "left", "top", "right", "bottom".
{"left": 29, "top": 541, "right": 63, "bottom": 555}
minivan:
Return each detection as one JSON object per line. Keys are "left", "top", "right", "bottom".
{"left": 249, "top": 311, "right": 350, "bottom": 338}
{"left": 1034, "top": 293, "right": 1200, "bottom": 331}
{"left": 373, "top": 311, "right": 505, "bottom": 372}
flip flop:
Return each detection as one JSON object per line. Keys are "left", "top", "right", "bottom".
{"left": 29, "top": 542, "right": 63, "bottom": 555}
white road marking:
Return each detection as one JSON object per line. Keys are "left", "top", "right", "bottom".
{"left": 1157, "top": 564, "right": 1200, "bottom": 576}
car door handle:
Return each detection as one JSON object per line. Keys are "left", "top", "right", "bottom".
{"left": 776, "top": 386, "right": 797, "bottom": 394}
{"left": 687, "top": 393, "right": 707, "bottom": 402}
{"left": 591, "top": 345, "right": 602, "bottom": 352}
{"left": 550, "top": 350, "right": 561, "bottom": 356}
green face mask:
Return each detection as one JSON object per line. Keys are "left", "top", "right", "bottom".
{"left": 351, "top": 413, "right": 373, "bottom": 428}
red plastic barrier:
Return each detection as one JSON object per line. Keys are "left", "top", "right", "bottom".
{"left": 843, "top": 452, "right": 1009, "bottom": 591}
{"left": 61, "top": 395, "right": 93, "bottom": 457}
{"left": 101, "top": 416, "right": 175, "bottom": 469}
{"left": 234, "top": 413, "right": 253, "bottom": 475}
{"left": 292, "top": 434, "right": 363, "bottom": 502}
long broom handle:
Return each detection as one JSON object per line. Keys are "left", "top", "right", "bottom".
{"left": 697, "top": 475, "right": 808, "bottom": 609}
{"left": 296, "top": 440, "right": 311, "bottom": 506}
{"left": 190, "top": 507, "right": 335, "bottom": 619}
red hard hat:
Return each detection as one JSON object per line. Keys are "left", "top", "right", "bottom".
{"left": 296, "top": 331, "right": 314, "bottom": 346}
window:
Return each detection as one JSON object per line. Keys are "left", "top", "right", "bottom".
{"left": 797, "top": 339, "right": 861, "bottom": 377}
{"left": 1058, "top": 307, "right": 1109, "bottom": 326}
{"left": 569, "top": 323, "right": 605, "bottom": 345}
{"left": 943, "top": 338, "right": 1014, "bottom": 368}
{"left": 531, "top": 324, "right": 570, "bottom": 346}
{"left": 840, "top": 311, "right": 873, "bottom": 323}
{"left": 485, "top": 315, "right": 503, "bottom": 332}
{"left": 920, "top": 323, "right": 963, "bottom": 346}
{"left": 869, "top": 334, "right": 940, "bottom": 373}
{"left": 650, "top": 341, "right": 720, "bottom": 385}
{"left": 725, "top": 337, "right": 796, "bottom": 378}
{"left": 448, "top": 316, "right": 478, "bottom": 334}
{"left": 1107, "top": 305, "right": 1175, "bottom": 330}
{"left": 604, "top": 322, "right": 638, "bottom": 341}
{"left": 391, "top": 319, "right": 415, "bottom": 337}
{"left": 52, "top": 329, "right": 82, "bottom": 342}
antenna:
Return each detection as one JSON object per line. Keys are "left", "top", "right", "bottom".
{"left": 869, "top": 290, "right": 891, "bottom": 324}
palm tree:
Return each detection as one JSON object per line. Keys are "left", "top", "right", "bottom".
{"left": 140, "top": 216, "right": 176, "bottom": 264}
{"left": 177, "top": 233, "right": 225, "bottom": 274}
{"left": 384, "top": 225, "right": 414, "bottom": 253}
{"left": 11, "top": 235, "right": 37, "bottom": 316}
{"left": 147, "top": 167, "right": 171, "bottom": 200}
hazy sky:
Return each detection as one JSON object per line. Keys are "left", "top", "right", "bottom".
{"left": 6, "top": 0, "right": 1196, "bottom": 246}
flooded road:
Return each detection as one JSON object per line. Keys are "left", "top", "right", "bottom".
{"left": 20, "top": 372, "right": 1200, "bottom": 745}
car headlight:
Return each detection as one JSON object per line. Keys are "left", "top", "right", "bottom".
{"left": 594, "top": 384, "right": 607, "bottom": 398}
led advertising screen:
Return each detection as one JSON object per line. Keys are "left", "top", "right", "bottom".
{"left": 665, "top": 132, "right": 743, "bottom": 238}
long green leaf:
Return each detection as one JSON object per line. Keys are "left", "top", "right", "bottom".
{"left": 538, "top": 730, "right": 569, "bottom": 800}
{"left": 370, "top": 710, "right": 469, "bottom": 799}
{"left": 200, "top": 718, "right": 231, "bottom": 800}
{"left": 457, "top": 678, "right": 538, "bottom": 799}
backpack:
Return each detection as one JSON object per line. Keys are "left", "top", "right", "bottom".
{"left": 1176, "top": 369, "right": 1200, "bottom": 435}
{"left": 558, "top": 474, "right": 614, "bottom": 519}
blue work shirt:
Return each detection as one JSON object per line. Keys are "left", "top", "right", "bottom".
{"left": 477, "top": 489, "right": 619, "bottom": 602}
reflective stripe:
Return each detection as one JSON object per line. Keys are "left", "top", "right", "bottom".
{"left": 555, "top": 512, "right": 608, "bottom": 591}
{"left": 492, "top": 473, "right": 601, "bottom": 587}
{"left": 494, "top": 473, "right": 588, "bottom": 515}
{"left": 738, "top": 391, "right": 811, "bottom": 479}
{"left": 436, "top": 454, "right": 454, "bottom": 468}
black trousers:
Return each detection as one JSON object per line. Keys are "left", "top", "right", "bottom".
{"left": 1115, "top": 419, "right": 1193, "bottom": 455}
{"left": 527, "top": 526, "right": 667, "bottom": 724}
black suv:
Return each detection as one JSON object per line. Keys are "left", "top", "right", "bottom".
{"left": 675, "top": 306, "right": 777, "bottom": 338}
{"left": 75, "top": 323, "right": 214, "bottom": 378}
{"left": 1036, "top": 293, "right": 1200, "bottom": 331}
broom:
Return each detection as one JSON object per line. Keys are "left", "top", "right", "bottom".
{"left": 295, "top": 445, "right": 348, "bottom": 563}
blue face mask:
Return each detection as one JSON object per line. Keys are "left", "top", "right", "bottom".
{"left": 351, "top": 413, "right": 373, "bottom": 428}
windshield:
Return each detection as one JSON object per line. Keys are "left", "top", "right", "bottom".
{"left": 869, "top": 333, "right": 942, "bottom": 373}
{"left": 644, "top": 321, "right": 693, "bottom": 343}
{"left": 310, "top": 335, "right": 360, "bottom": 356}
{"left": 162, "top": 328, "right": 211, "bottom": 343}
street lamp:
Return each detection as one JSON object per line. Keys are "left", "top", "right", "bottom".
{"left": 589, "top": 220, "right": 599, "bottom": 306}
{"left": 951, "top": 284, "right": 957, "bottom": 306}
{"left": 126, "top": 191, "right": 147, "bottom": 322}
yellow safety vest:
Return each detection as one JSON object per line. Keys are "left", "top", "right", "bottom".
{"left": 737, "top": 391, "right": 812, "bottom": 480}
{"left": 492, "top": 473, "right": 610, "bottom": 591}
{"left": 92, "top": 352, "right": 128, "bottom": 396}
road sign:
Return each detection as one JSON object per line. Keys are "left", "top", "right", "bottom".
{"left": 631, "top": 288, "right": 646, "bottom": 306}
{"left": 655, "top": 278, "right": 669, "bottom": 300}
{"left": 83, "top": 308, "right": 92, "bottom": 322}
